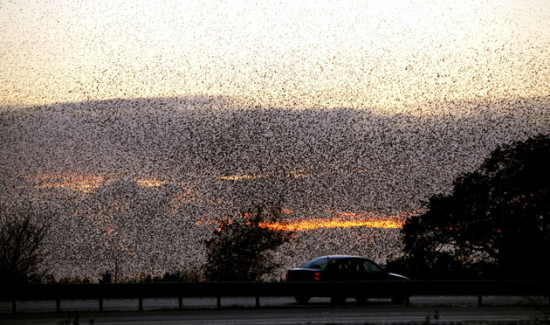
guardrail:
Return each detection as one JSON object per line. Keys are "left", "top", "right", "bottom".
{"left": 1, "top": 280, "right": 549, "bottom": 313}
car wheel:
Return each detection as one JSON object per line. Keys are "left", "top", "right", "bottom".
{"left": 391, "top": 295, "right": 408, "bottom": 304}
{"left": 330, "top": 296, "right": 346, "bottom": 304}
{"left": 294, "top": 296, "right": 310, "bottom": 304}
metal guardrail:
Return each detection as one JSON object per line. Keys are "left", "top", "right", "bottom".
{"left": 1, "top": 280, "right": 549, "bottom": 313}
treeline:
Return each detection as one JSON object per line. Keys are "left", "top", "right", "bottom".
{"left": 387, "top": 134, "right": 549, "bottom": 279}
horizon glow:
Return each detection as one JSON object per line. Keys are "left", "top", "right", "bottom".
{"left": 23, "top": 172, "right": 417, "bottom": 230}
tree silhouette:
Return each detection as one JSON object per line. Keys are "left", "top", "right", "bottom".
{"left": 390, "top": 135, "right": 549, "bottom": 279}
{"left": 0, "top": 213, "right": 49, "bottom": 283}
{"left": 204, "top": 205, "right": 291, "bottom": 281}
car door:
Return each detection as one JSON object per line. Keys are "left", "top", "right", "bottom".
{"left": 357, "top": 259, "right": 387, "bottom": 281}
{"left": 325, "top": 258, "right": 364, "bottom": 281}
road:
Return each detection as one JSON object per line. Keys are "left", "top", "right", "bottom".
{"left": 1, "top": 296, "right": 548, "bottom": 324}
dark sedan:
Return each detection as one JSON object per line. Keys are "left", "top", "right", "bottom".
{"left": 285, "top": 255, "right": 410, "bottom": 304}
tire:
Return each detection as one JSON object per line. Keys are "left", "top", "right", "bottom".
{"left": 294, "top": 296, "right": 310, "bottom": 304}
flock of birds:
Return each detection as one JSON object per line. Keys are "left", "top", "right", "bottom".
{"left": 0, "top": 96, "right": 548, "bottom": 281}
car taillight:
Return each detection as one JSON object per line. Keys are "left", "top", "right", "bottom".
{"left": 314, "top": 272, "right": 320, "bottom": 281}
{"left": 285, "top": 271, "right": 290, "bottom": 280}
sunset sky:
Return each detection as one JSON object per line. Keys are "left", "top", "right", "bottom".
{"left": 1, "top": 0, "right": 549, "bottom": 110}
{"left": 0, "top": 1, "right": 549, "bottom": 279}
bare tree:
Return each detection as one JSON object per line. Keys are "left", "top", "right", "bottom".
{"left": 0, "top": 214, "right": 49, "bottom": 283}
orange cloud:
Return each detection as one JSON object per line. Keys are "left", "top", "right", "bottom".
{"left": 136, "top": 179, "right": 166, "bottom": 187}
{"left": 29, "top": 173, "right": 110, "bottom": 192}
{"left": 260, "top": 209, "right": 426, "bottom": 231}
{"left": 28, "top": 173, "right": 170, "bottom": 193}
{"left": 218, "top": 174, "right": 268, "bottom": 181}
{"left": 260, "top": 217, "right": 404, "bottom": 231}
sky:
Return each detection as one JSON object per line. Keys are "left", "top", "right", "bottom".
{"left": 1, "top": 0, "right": 549, "bottom": 110}
{"left": 0, "top": 0, "right": 549, "bottom": 280}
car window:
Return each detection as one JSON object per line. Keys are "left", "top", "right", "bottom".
{"left": 302, "top": 258, "right": 329, "bottom": 269}
{"left": 342, "top": 259, "right": 359, "bottom": 272}
{"left": 326, "top": 259, "right": 339, "bottom": 271}
{"left": 302, "top": 257, "right": 383, "bottom": 273}
{"left": 362, "top": 260, "right": 383, "bottom": 273}
{"left": 327, "top": 259, "right": 362, "bottom": 272}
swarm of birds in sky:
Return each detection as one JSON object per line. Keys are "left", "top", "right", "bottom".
{"left": 1, "top": 96, "right": 548, "bottom": 280}
{"left": 1, "top": 0, "right": 549, "bottom": 280}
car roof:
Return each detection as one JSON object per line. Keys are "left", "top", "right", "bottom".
{"left": 314, "top": 255, "right": 370, "bottom": 260}
{"left": 299, "top": 255, "right": 379, "bottom": 269}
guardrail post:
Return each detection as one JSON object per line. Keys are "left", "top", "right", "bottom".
{"left": 138, "top": 297, "right": 143, "bottom": 312}
{"left": 56, "top": 298, "right": 61, "bottom": 313}
{"left": 217, "top": 295, "right": 221, "bottom": 309}
{"left": 478, "top": 294, "right": 482, "bottom": 307}
{"left": 99, "top": 297, "right": 103, "bottom": 312}
{"left": 178, "top": 296, "right": 183, "bottom": 310}
{"left": 256, "top": 295, "right": 260, "bottom": 308}
{"left": 12, "top": 300, "right": 16, "bottom": 314}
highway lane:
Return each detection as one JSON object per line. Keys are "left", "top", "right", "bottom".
{"left": 2, "top": 306, "right": 547, "bottom": 325}
{"left": 1, "top": 296, "right": 548, "bottom": 324}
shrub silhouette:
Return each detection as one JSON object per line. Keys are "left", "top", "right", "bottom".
{"left": 204, "top": 205, "right": 291, "bottom": 281}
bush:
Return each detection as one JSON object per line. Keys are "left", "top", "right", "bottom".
{"left": 204, "top": 205, "right": 291, "bottom": 281}
{"left": 393, "top": 135, "right": 549, "bottom": 279}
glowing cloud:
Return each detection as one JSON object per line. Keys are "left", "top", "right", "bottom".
{"left": 29, "top": 174, "right": 111, "bottom": 193}
{"left": 260, "top": 209, "right": 426, "bottom": 231}
{"left": 260, "top": 217, "right": 405, "bottom": 231}
{"left": 136, "top": 179, "right": 166, "bottom": 187}
{"left": 218, "top": 174, "right": 267, "bottom": 181}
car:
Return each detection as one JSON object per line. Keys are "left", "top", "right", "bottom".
{"left": 285, "top": 255, "right": 410, "bottom": 304}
